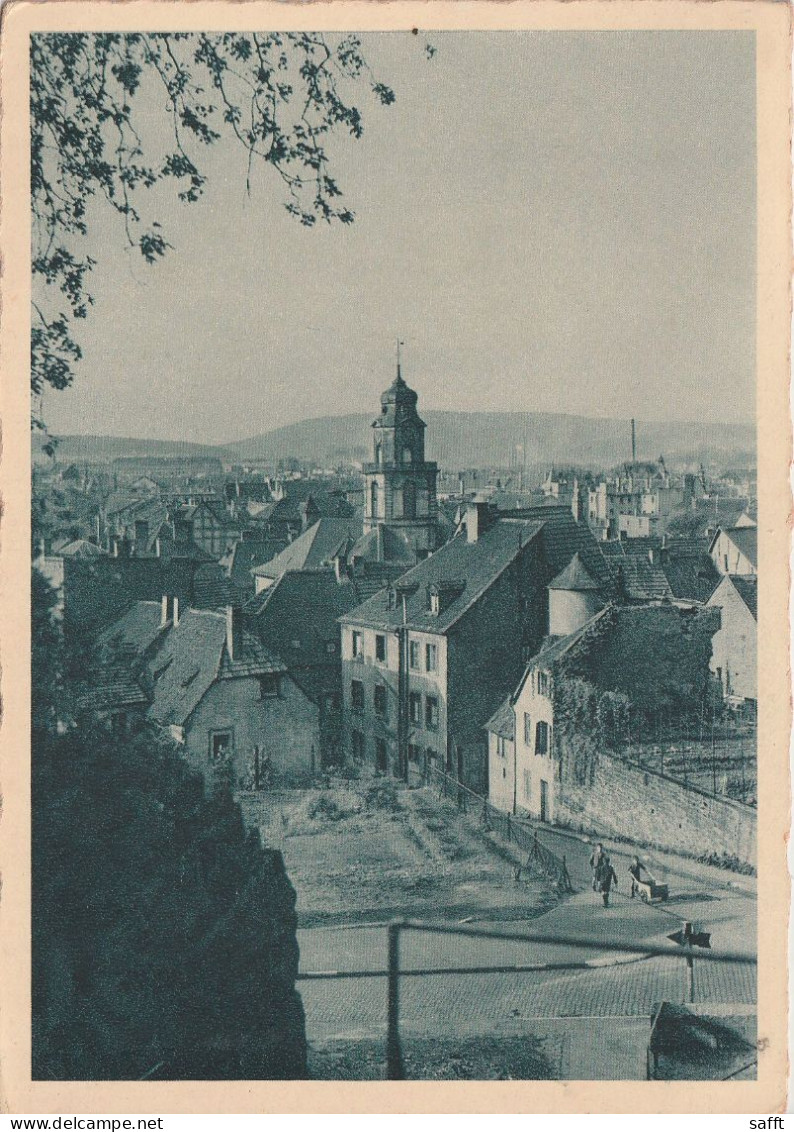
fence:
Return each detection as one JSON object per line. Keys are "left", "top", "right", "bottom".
{"left": 296, "top": 918, "right": 757, "bottom": 1080}
{"left": 427, "top": 763, "right": 573, "bottom": 893}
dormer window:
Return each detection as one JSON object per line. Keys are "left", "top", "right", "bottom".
{"left": 430, "top": 592, "right": 440, "bottom": 615}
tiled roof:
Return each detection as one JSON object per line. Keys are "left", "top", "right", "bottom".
{"left": 484, "top": 696, "right": 515, "bottom": 740}
{"left": 662, "top": 556, "right": 721, "bottom": 603}
{"left": 501, "top": 505, "right": 613, "bottom": 590}
{"left": 529, "top": 608, "right": 611, "bottom": 671}
{"left": 59, "top": 538, "right": 105, "bottom": 558}
{"left": 225, "top": 538, "right": 286, "bottom": 592}
{"left": 341, "top": 519, "right": 544, "bottom": 632}
{"left": 146, "top": 609, "right": 281, "bottom": 726}
{"left": 79, "top": 662, "right": 149, "bottom": 712}
{"left": 720, "top": 526, "right": 757, "bottom": 568}
{"left": 252, "top": 518, "right": 363, "bottom": 578}
{"left": 96, "top": 600, "right": 165, "bottom": 659}
{"left": 615, "top": 556, "right": 673, "bottom": 602}
{"left": 251, "top": 569, "right": 361, "bottom": 672}
{"left": 192, "top": 563, "right": 236, "bottom": 609}
{"left": 730, "top": 575, "right": 758, "bottom": 619}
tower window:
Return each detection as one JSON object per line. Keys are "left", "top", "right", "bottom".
{"left": 402, "top": 447, "right": 413, "bottom": 464}
{"left": 370, "top": 482, "right": 379, "bottom": 518}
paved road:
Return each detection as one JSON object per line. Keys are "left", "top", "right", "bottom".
{"left": 297, "top": 821, "right": 756, "bottom": 1077}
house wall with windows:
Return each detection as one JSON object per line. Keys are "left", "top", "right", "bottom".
{"left": 512, "top": 667, "right": 556, "bottom": 821}
{"left": 445, "top": 538, "right": 548, "bottom": 795}
{"left": 340, "top": 622, "right": 447, "bottom": 779}
{"left": 710, "top": 530, "right": 757, "bottom": 577}
{"left": 183, "top": 673, "right": 320, "bottom": 789}
{"left": 707, "top": 576, "right": 757, "bottom": 703}
{"left": 486, "top": 712, "right": 515, "bottom": 813}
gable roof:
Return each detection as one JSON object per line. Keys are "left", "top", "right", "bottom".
{"left": 59, "top": 538, "right": 105, "bottom": 558}
{"left": 661, "top": 555, "right": 721, "bottom": 603}
{"left": 250, "top": 568, "right": 363, "bottom": 683}
{"left": 730, "top": 575, "right": 758, "bottom": 618}
{"left": 341, "top": 519, "right": 544, "bottom": 633}
{"left": 252, "top": 518, "right": 363, "bottom": 578}
{"left": 484, "top": 696, "right": 515, "bottom": 740}
{"left": 146, "top": 609, "right": 283, "bottom": 726}
{"left": 713, "top": 526, "right": 757, "bottom": 568}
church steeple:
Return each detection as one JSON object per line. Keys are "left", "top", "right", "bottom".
{"left": 363, "top": 350, "right": 439, "bottom": 559}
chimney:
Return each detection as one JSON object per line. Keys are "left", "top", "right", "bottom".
{"left": 160, "top": 595, "right": 180, "bottom": 626}
{"left": 225, "top": 605, "right": 244, "bottom": 662}
{"left": 631, "top": 418, "right": 636, "bottom": 464}
{"left": 465, "top": 498, "right": 493, "bottom": 543}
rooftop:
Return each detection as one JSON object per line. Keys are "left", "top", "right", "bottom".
{"left": 341, "top": 519, "right": 544, "bottom": 632}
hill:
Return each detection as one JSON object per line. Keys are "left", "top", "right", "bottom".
{"left": 34, "top": 433, "right": 236, "bottom": 465}
{"left": 228, "top": 411, "right": 755, "bottom": 470}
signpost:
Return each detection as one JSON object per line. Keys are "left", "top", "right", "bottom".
{"left": 667, "top": 920, "right": 711, "bottom": 1003}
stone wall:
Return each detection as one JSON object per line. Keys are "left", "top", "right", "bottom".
{"left": 557, "top": 750, "right": 756, "bottom": 866}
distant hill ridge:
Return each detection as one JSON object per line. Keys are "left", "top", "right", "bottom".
{"left": 37, "top": 410, "right": 755, "bottom": 469}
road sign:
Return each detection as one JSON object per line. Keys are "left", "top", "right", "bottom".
{"left": 668, "top": 920, "right": 711, "bottom": 949}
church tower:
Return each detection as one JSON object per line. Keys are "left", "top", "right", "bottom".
{"left": 363, "top": 359, "right": 439, "bottom": 558}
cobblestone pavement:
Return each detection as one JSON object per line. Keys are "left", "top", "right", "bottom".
{"left": 298, "top": 808, "right": 757, "bottom": 1077}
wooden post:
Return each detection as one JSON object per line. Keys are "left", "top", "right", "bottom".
{"left": 387, "top": 923, "right": 404, "bottom": 1080}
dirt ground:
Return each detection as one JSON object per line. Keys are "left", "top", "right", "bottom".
{"left": 239, "top": 777, "right": 557, "bottom": 927}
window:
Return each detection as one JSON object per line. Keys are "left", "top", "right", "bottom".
{"left": 523, "top": 712, "right": 532, "bottom": 746}
{"left": 375, "top": 634, "right": 387, "bottom": 663}
{"left": 210, "top": 730, "right": 233, "bottom": 762}
{"left": 259, "top": 674, "right": 279, "bottom": 699}
{"left": 351, "top": 729, "right": 365, "bottom": 762}
{"left": 351, "top": 680, "right": 364, "bottom": 713}
{"left": 351, "top": 630, "right": 363, "bottom": 658}
{"left": 326, "top": 641, "right": 337, "bottom": 654}
{"left": 409, "top": 691, "right": 422, "bottom": 726}
{"left": 370, "top": 482, "right": 380, "bottom": 518}
{"left": 425, "top": 695, "right": 439, "bottom": 731}
{"left": 409, "top": 640, "right": 421, "bottom": 670}
{"left": 535, "top": 720, "right": 549, "bottom": 756}
{"left": 537, "top": 671, "right": 550, "bottom": 696}
{"left": 376, "top": 738, "right": 388, "bottom": 773}
{"left": 408, "top": 743, "right": 421, "bottom": 764}
{"left": 374, "top": 684, "right": 387, "bottom": 718}
{"left": 496, "top": 735, "right": 506, "bottom": 758}
{"left": 425, "top": 642, "right": 438, "bottom": 672}
{"left": 430, "top": 592, "right": 440, "bottom": 615}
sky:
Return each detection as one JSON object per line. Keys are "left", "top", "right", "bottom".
{"left": 39, "top": 31, "right": 756, "bottom": 445}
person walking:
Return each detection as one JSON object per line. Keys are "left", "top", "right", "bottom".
{"left": 628, "top": 855, "right": 646, "bottom": 899}
{"left": 589, "top": 843, "right": 604, "bottom": 891}
{"left": 595, "top": 853, "right": 618, "bottom": 907}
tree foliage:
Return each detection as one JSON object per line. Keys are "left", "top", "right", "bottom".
{"left": 31, "top": 31, "right": 398, "bottom": 410}
{"left": 32, "top": 570, "right": 307, "bottom": 1079}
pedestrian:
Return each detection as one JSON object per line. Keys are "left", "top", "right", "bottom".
{"left": 595, "top": 853, "right": 618, "bottom": 907}
{"left": 628, "top": 855, "right": 646, "bottom": 899}
{"left": 588, "top": 842, "right": 604, "bottom": 891}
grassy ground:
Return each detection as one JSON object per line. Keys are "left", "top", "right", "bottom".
{"left": 307, "top": 1033, "right": 562, "bottom": 1080}
{"left": 239, "top": 777, "right": 557, "bottom": 927}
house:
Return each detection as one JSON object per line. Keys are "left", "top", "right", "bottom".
{"left": 250, "top": 568, "right": 368, "bottom": 766}
{"left": 91, "top": 598, "right": 320, "bottom": 790}
{"left": 709, "top": 527, "right": 757, "bottom": 577}
{"left": 493, "top": 602, "right": 720, "bottom": 823}
{"left": 339, "top": 503, "right": 552, "bottom": 793}
{"left": 251, "top": 517, "right": 363, "bottom": 593}
{"left": 485, "top": 697, "right": 516, "bottom": 815}
{"left": 707, "top": 574, "right": 757, "bottom": 705}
